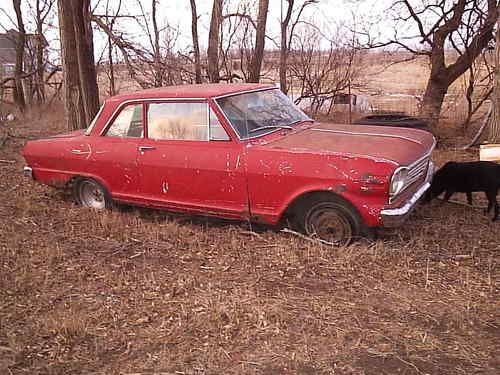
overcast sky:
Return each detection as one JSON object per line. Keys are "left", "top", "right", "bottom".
{"left": 0, "top": 0, "right": 399, "bottom": 62}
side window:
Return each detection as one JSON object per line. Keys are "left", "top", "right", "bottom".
{"left": 148, "top": 102, "right": 208, "bottom": 141}
{"left": 209, "top": 108, "right": 230, "bottom": 141}
{"left": 105, "top": 104, "right": 143, "bottom": 138}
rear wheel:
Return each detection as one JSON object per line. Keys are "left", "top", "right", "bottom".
{"left": 295, "top": 195, "right": 361, "bottom": 246}
{"left": 74, "top": 178, "right": 111, "bottom": 209}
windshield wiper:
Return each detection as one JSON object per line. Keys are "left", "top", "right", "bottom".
{"left": 288, "top": 119, "right": 314, "bottom": 126}
{"left": 247, "top": 125, "right": 293, "bottom": 134}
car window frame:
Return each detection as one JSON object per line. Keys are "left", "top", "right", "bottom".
{"left": 144, "top": 100, "right": 233, "bottom": 143}
{"left": 84, "top": 104, "right": 105, "bottom": 136}
{"left": 208, "top": 100, "right": 233, "bottom": 142}
{"left": 101, "top": 102, "right": 146, "bottom": 139}
{"left": 213, "top": 87, "right": 312, "bottom": 141}
{"left": 99, "top": 98, "right": 236, "bottom": 142}
{"left": 145, "top": 100, "right": 209, "bottom": 142}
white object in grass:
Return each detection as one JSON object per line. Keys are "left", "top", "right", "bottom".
{"left": 480, "top": 144, "right": 500, "bottom": 162}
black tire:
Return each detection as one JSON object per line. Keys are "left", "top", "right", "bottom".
{"left": 294, "top": 194, "right": 362, "bottom": 246}
{"left": 354, "top": 114, "right": 429, "bottom": 130}
{"left": 73, "top": 178, "right": 112, "bottom": 210}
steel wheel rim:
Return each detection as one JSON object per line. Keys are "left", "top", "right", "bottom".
{"left": 305, "top": 204, "right": 352, "bottom": 246}
{"left": 79, "top": 180, "right": 106, "bottom": 209}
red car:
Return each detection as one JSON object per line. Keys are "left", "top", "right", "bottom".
{"left": 23, "top": 83, "right": 435, "bottom": 244}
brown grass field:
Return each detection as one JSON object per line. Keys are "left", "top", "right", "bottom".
{"left": 0, "top": 95, "right": 498, "bottom": 374}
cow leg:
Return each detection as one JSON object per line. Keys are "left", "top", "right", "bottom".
{"left": 443, "top": 190, "right": 455, "bottom": 202}
{"left": 486, "top": 198, "right": 492, "bottom": 214}
{"left": 485, "top": 190, "right": 498, "bottom": 221}
{"left": 466, "top": 192, "right": 473, "bottom": 205}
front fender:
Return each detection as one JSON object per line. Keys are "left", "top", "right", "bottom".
{"left": 278, "top": 183, "right": 386, "bottom": 227}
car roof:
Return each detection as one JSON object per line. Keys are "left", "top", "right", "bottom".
{"left": 106, "top": 83, "right": 276, "bottom": 103}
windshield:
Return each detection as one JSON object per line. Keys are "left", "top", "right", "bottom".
{"left": 216, "top": 88, "right": 311, "bottom": 139}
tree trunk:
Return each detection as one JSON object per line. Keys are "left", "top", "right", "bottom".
{"left": 488, "top": 17, "right": 500, "bottom": 143}
{"left": 416, "top": 0, "right": 497, "bottom": 130}
{"left": 248, "top": 0, "right": 269, "bottom": 83}
{"left": 71, "top": 0, "right": 99, "bottom": 125}
{"left": 151, "top": 0, "right": 162, "bottom": 87}
{"left": 420, "top": 77, "right": 448, "bottom": 130}
{"left": 279, "top": 27, "right": 287, "bottom": 93}
{"left": 34, "top": 0, "right": 45, "bottom": 104}
{"left": 207, "top": 0, "right": 222, "bottom": 83}
{"left": 12, "top": 0, "right": 26, "bottom": 111}
{"left": 58, "top": 0, "right": 86, "bottom": 130}
{"left": 189, "top": 0, "right": 202, "bottom": 84}
{"left": 279, "top": 0, "right": 294, "bottom": 94}
{"left": 107, "top": 33, "right": 116, "bottom": 96}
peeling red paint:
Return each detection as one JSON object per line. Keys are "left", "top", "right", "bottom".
{"left": 22, "top": 84, "right": 435, "bottom": 230}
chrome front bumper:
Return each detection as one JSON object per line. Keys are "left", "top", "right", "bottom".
{"left": 23, "top": 166, "right": 33, "bottom": 178}
{"left": 380, "top": 161, "right": 434, "bottom": 227}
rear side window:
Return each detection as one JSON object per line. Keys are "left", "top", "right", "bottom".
{"left": 147, "top": 102, "right": 208, "bottom": 141}
{"left": 105, "top": 104, "right": 143, "bottom": 138}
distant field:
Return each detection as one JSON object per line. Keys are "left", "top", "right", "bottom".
{"left": 92, "top": 52, "right": 487, "bottom": 128}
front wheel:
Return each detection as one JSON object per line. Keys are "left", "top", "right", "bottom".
{"left": 295, "top": 195, "right": 361, "bottom": 246}
{"left": 74, "top": 178, "right": 111, "bottom": 209}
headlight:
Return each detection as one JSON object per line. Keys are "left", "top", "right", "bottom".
{"left": 389, "top": 167, "right": 408, "bottom": 196}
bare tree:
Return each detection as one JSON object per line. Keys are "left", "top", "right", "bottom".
{"left": 103, "top": 0, "right": 122, "bottom": 95}
{"left": 365, "top": 0, "right": 498, "bottom": 128}
{"left": 90, "top": 0, "right": 133, "bottom": 95}
{"left": 92, "top": 2, "right": 194, "bottom": 89}
{"left": 12, "top": 0, "right": 26, "bottom": 111}
{"left": 289, "top": 24, "right": 363, "bottom": 116}
{"left": 279, "top": 0, "right": 318, "bottom": 94}
{"left": 460, "top": 51, "right": 494, "bottom": 129}
{"left": 189, "top": 0, "right": 202, "bottom": 83}
{"left": 92, "top": 16, "right": 142, "bottom": 86}
{"left": 33, "top": 0, "right": 54, "bottom": 103}
{"left": 71, "top": 0, "right": 99, "bottom": 123}
{"left": 151, "top": 0, "right": 162, "bottom": 86}
{"left": 58, "top": 0, "right": 99, "bottom": 129}
{"left": 248, "top": 0, "right": 269, "bottom": 82}
{"left": 58, "top": 0, "right": 85, "bottom": 129}
{"left": 219, "top": 1, "right": 253, "bottom": 82}
{"left": 208, "top": 0, "right": 223, "bottom": 83}
{"left": 488, "top": 18, "right": 499, "bottom": 142}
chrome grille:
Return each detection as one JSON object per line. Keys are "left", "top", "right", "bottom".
{"left": 404, "top": 157, "right": 429, "bottom": 190}
{"left": 390, "top": 156, "right": 430, "bottom": 203}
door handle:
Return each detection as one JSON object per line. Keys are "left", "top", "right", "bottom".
{"left": 138, "top": 146, "right": 155, "bottom": 152}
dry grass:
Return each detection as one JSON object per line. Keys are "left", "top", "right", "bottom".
{"left": 0, "top": 104, "right": 498, "bottom": 375}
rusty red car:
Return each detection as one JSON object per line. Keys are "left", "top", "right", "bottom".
{"left": 22, "top": 83, "right": 435, "bottom": 244}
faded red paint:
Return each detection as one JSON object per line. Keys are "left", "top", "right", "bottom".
{"left": 22, "top": 84, "right": 435, "bottom": 228}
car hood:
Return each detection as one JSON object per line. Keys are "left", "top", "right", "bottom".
{"left": 262, "top": 122, "right": 435, "bottom": 166}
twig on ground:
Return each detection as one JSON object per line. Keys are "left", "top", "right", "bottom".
{"left": 280, "top": 227, "right": 322, "bottom": 244}
{"left": 0, "top": 135, "right": 8, "bottom": 148}
{"left": 394, "top": 354, "right": 423, "bottom": 374}
{"left": 240, "top": 230, "right": 267, "bottom": 241}
{"left": 0, "top": 159, "right": 15, "bottom": 164}
{"left": 436, "top": 197, "right": 487, "bottom": 209}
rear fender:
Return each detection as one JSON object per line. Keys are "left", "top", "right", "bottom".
{"left": 33, "top": 167, "right": 111, "bottom": 194}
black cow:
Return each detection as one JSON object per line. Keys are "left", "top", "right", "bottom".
{"left": 425, "top": 161, "right": 500, "bottom": 221}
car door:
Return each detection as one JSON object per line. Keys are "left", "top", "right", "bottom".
{"left": 88, "top": 102, "right": 143, "bottom": 200}
{"left": 136, "top": 100, "right": 249, "bottom": 219}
